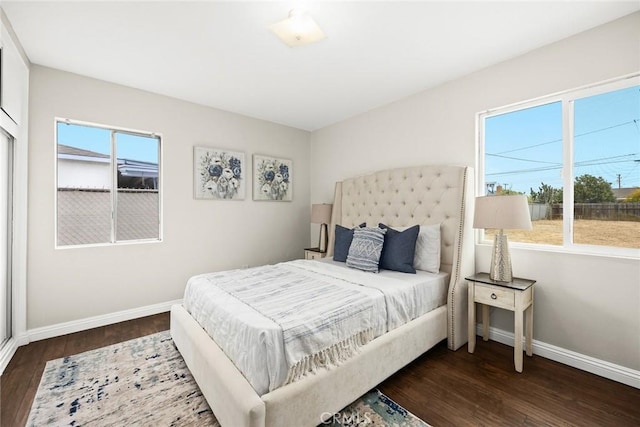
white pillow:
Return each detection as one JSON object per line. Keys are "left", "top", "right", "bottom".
{"left": 398, "top": 224, "right": 441, "bottom": 273}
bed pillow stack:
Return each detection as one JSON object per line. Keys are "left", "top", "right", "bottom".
{"left": 333, "top": 222, "right": 441, "bottom": 274}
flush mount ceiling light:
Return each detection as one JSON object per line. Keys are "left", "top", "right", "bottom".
{"left": 269, "top": 9, "right": 326, "bottom": 47}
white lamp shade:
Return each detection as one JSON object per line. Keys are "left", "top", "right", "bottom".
{"left": 473, "top": 195, "right": 532, "bottom": 230}
{"left": 311, "top": 203, "right": 332, "bottom": 224}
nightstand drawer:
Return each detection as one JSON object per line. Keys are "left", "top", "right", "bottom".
{"left": 306, "top": 251, "right": 324, "bottom": 260}
{"left": 304, "top": 248, "right": 326, "bottom": 260}
{"left": 474, "top": 284, "right": 514, "bottom": 309}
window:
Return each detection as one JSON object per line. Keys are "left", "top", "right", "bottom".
{"left": 479, "top": 75, "right": 640, "bottom": 254}
{"left": 56, "top": 119, "right": 161, "bottom": 247}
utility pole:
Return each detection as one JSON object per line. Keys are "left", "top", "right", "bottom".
{"left": 616, "top": 174, "right": 621, "bottom": 188}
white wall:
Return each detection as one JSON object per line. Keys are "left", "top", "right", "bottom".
{"left": 28, "top": 66, "right": 310, "bottom": 329}
{"left": 310, "top": 12, "right": 640, "bottom": 371}
{"left": 57, "top": 159, "right": 111, "bottom": 189}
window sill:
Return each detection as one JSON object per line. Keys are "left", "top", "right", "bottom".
{"left": 55, "top": 238, "right": 162, "bottom": 250}
{"left": 476, "top": 240, "right": 640, "bottom": 261}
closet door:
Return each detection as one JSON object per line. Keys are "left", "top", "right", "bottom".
{"left": 0, "top": 130, "right": 11, "bottom": 345}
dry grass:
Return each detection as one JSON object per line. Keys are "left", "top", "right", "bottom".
{"left": 485, "top": 220, "right": 640, "bottom": 249}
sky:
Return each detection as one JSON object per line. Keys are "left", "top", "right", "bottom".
{"left": 56, "top": 122, "right": 159, "bottom": 164}
{"left": 485, "top": 85, "right": 640, "bottom": 195}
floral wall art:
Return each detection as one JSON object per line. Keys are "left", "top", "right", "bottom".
{"left": 194, "top": 147, "right": 245, "bottom": 200}
{"left": 253, "top": 154, "right": 293, "bottom": 201}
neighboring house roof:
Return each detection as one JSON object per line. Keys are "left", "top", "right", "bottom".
{"left": 58, "top": 144, "right": 110, "bottom": 160}
{"left": 58, "top": 144, "right": 158, "bottom": 178}
{"left": 118, "top": 158, "right": 158, "bottom": 178}
{"left": 612, "top": 187, "right": 639, "bottom": 200}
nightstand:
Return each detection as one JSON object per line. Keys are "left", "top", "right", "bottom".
{"left": 304, "top": 247, "right": 326, "bottom": 260}
{"left": 467, "top": 272, "right": 535, "bottom": 372}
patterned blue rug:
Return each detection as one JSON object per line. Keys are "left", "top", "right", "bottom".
{"left": 26, "top": 331, "right": 429, "bottom": 426}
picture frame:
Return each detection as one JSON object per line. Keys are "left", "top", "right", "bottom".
{"left": 253, "top": 154, "right": 293, "bottom": 201}
{"left": 194, "top": 146, "right": 246, "bottom": 200}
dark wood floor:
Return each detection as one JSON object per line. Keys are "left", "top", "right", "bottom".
{"left": 0, "top": 314, "right": 170, "bottom": 427}
{"left": 2, "top": 313, "right": 639, "bottom": 427}
{"left": 380, "top": 340, "right": 640, "bottom": 426}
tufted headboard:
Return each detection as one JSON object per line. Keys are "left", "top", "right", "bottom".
{"left": 326, "top": 165, "right": 475, "bottom": 351}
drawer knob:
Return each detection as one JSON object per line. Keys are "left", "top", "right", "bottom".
{"left": 491, "top": 293, "right": 497, "bottom": 300}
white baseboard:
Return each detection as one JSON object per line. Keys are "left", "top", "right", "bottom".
{"left": 27, "top": 299, "right": 182, "bottom": 343}
{"left": 476, "top": 324, "right": 640, "bottom": 389}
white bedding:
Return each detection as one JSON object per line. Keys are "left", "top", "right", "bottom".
{"left": 183, "top": 259, "right": 448, "bottom": 395}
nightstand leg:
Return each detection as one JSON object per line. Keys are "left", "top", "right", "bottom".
{"left": 514, "top": 293, "right": 524, "bottom": 373}
{"left": 525, "top": 302, "right": 533, "bottom": 357}
{"left": 482, "top": 305, "right": 490, "bottom": 341}
{"left": 468, "top": 282, "right": 475, "bottom": 353}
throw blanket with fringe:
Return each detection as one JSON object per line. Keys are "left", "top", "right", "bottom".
{"left": 200, "top": 261, "right": 385, "bottom": 385}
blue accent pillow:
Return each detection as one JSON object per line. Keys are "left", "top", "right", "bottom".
{"left": 346, "top": 227, "right": 387, "bottom": 273}
{"left": 333, "top": 223, "right": 366, "bottom": 262}
{"left": 378, "top": 223, "right": 420, "bottom": 274}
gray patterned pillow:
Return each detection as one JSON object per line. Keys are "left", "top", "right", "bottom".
{"left": 346, "top": 227, "right": 387, "bottom": 273}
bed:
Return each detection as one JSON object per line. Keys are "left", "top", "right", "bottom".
{"left": 171, "top": 164, "right": 475, "bottom": 427}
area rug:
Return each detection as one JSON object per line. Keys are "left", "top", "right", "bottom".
{"left": 26, "top": 331, "right": 429, "bottom": 427}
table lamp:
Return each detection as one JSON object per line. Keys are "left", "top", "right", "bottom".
{"left": 311, "top": 203, "right": 332, "bottom": 252}
{"left": 473, "top": 194, "right": 532, "bottom": 282}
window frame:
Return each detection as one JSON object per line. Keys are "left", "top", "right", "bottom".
{"left": 54, "top": 118, "right": 163, "bottom": 249}
{"left": 476, "top": 73, "right": 640, "bottom": 259}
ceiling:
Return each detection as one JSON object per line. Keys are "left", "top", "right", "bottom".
{"left": 4, "top": 1, "right": 639, "bottom": 131}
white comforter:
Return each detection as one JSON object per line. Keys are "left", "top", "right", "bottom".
{"left": 183, "top": 259, "right": 448, "bottom": 395}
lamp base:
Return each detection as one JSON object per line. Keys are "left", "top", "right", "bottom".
{"left": 490, "top": 231, "right": 512, "bottom": 282}
{"left": 318, "top": 223, "right": 328, "bottom": 253}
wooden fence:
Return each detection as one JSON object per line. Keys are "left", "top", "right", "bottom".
{"left": 548, "top": 203, "right": 640, "bottom": 221}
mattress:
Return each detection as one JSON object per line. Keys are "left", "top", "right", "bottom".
{"left": 183, "top": 259, "right": 449, "bottom": 396}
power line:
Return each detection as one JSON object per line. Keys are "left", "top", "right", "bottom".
{"left": 493, "top": 137, "right": 561, "bottom": 155}
{"left": 621, "top": 162, "right": 640, "bottom": 186}
{"left": 574, "top": 153, "right": 639, "bottom": 166}
{"left": 489, "top": 118, "right": 639, "bottom": 155}
{"left": 487, "top": 153, "right": 639, "bottom": 177}
{"left": 576, "top": 119, "right": 640, "bottom": 139}
{"left": 486, "top": 153, "right": 561, "bottom": 165}
{"left": 487, "top": 165, "right": 562, "bottom": 176}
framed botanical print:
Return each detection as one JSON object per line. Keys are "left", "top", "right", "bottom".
{"left": 253, "top": 154, "right": 292, "bottom": 201}
{"left": 194, "top": 147, "right": 245, "bottom": 200}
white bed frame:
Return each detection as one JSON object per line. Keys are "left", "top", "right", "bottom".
{"left": 171, "top": 165, "right": 475, "bottom": 427}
